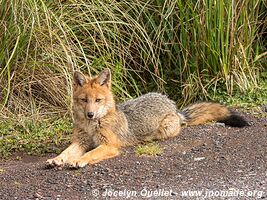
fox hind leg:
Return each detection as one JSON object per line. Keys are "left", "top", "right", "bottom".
{"left": 144, "top": 113, "right": 182, "bottom": 141}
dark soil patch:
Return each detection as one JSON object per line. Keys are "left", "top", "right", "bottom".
{"left": 0, "top": 113, "right": 266, "bottom": 200}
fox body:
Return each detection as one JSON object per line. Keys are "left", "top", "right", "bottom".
{"left": 47, "top": 69, "right": 248, "bottom": 168}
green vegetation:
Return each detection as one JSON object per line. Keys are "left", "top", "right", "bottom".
{"left": 0, "top": 0, "right": 266, "bottom": 156}
{"left": 214, "top": 81, "right": 267, "bottom": 108}
{"left": 135, "top": 143, "right": 163, "bottom": 156}
{"left": 213, "top": 80, "right": 267, "bottom": 118}
{"left": 0, "top": 118, "right": 72, "bottom": 158}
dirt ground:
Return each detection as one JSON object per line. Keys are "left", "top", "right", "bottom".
{"left": 0, "top": 113, "right": 266, "bottom": 200}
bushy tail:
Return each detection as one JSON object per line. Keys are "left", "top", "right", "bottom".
{"left": 180, "top": 102, "right": 248, "bottom": 127}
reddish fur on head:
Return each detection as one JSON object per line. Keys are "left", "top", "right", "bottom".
{"left": 72, "top": 69, "right": 115, "bottom": 120}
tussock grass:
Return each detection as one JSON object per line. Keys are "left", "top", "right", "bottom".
{"left": 1, "top": 0, "right": 266, "bottom": 117}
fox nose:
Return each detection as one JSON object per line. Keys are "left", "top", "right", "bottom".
{"left": 87, "top": 112, "right": 94, "bottom": 119}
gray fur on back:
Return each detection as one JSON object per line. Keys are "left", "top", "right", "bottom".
{"left": 118, "top": 92, "right": 177, "bottom": 141}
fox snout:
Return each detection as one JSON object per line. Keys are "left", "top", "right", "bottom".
{"left": 86, "top": 112, "right": 94, "bottom": 119}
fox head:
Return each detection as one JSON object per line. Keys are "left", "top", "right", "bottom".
{"left": 72, "top": 68, "right": 115, "bottom": 120}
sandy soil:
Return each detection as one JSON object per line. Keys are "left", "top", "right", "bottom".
{"left": 0, "top": 113, "right": 266, "bottom": 200}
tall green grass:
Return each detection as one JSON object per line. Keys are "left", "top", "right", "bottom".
{"left": 0, "top": 0, "right": 266, "bottom": 119}
{"left": 173, "top": 0, "right": 267, "bottom": 105}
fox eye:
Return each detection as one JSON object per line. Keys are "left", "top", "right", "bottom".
{"left": 95, "top": 98, "right": 102, "bottom": 103}
{"left": 81, "top": 98, "right": 87, "bottom": 103}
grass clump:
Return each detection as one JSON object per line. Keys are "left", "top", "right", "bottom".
{"left": 135, "top": 143, "right": 163, "bottom": 156}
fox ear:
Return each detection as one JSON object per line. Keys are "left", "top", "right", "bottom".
{"left": 95, "top": 68, "right": 111, "bottom": 87}
{"left": 73, "top": 71, "right": 86, "bottom": 87}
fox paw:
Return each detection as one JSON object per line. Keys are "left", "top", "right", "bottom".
{"left": 66, "top": 159, "right": 88, "bottom": 169}
{"left": 46, "top": 156, "right": 65, "bottom": 167}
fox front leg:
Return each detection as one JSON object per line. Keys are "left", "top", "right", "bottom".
{"left": 46, "top": 142, "right": 85, "bottom": 167}
{"left": 67, "top": 144, "right": 120, "bottom": 168}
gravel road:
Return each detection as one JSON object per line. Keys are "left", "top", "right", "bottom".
{"left": 0, "top": 113, "right": 266, "bottom": 200}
